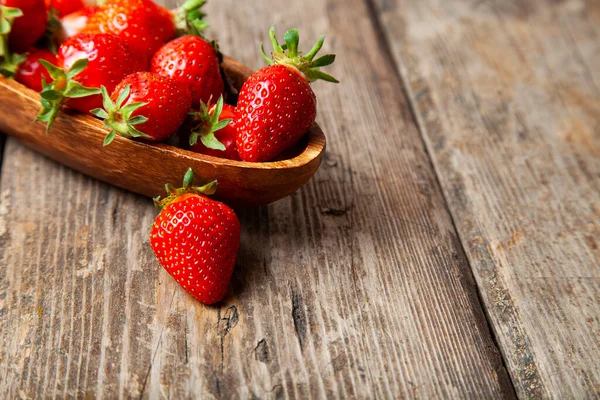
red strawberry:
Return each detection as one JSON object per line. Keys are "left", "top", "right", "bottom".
{"left": 45, "top": 0, "right": 84, "bottom": 18}
{"left": 82, "top": 0, "right": 175, "bottom": 59}
{"left": 150, "top": 169, "right": 241, "bottom": 305}
{"left": 92, "top": 71, "right": 192, "bottom": 145}
{"left": 14, "top": 48, "right": 57, "bottom": 92}
{"left": 188, "top": 97, "right": 241, "bottom": 161}
{"left": 151, "top": 35, "right": 223, "bottom": 108}
{"left": 1, "top": 0, "right": 47, "bottom": 53}
{"left": 60, "top": 5, "right": 98, "bottom": 39}
{"left": 236, "top": 28, "right": 338, "bottom": 162}
{"left": 37, "top": 33, "right": 147, "bottom": 131}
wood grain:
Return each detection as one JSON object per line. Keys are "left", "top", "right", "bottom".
{"left": 0, "top": 58, "right": 326, "bottom": 209}
{"left": 372, "top": 0, "right": 600, "bottom": 397}
{"left": 0, "top": 0, "right": 515, "bottom": 398}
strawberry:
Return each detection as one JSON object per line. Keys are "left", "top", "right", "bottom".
{"left": 45, "top": 0, "right": 84, "bottom": 18}
{"left": 236, "top": 28, "right": 338, "bottom": 162}
{"left": 188, "top": 96, "right": 241, "bottom": 161}
{"left": 60, "top": 5, "right": 98, "bottom": 39}
{"left": 82, "top": 0, "right": 175, "bottom": 59}
{"left": 92, "top": 71, "right": 192, "bottom": 145}
{"left": 0, "top": 0, "right": 47, "bottom": 54}
{"left": 151, "top": 35, "right": 223, "bottom": 108}
{"left": 150, "top": 168, "right": 241, "bottom": 305}
{"left": 14, "top": 48, "right": 57, "bottom": 92}
{"left": 37, "top": 33, "right": 147, "bottom": 131}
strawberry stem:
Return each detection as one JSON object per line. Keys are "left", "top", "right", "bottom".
{"left": 262, "top": 27, "right": 339, "bottom": 84}
{"left": 154, "top": 168, "right": 218, "bottom": 209}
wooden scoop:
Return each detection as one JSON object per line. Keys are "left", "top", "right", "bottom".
{"left": 0, "top": 57, "right": 326, "bottom": 208}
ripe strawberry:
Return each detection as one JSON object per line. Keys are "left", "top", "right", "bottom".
{"left": 0, "top": 0, "right": 47, "bottom": 53}
{"left": 82, "top": 0, "right": 175, "bottom": 59}
{"left": 151, "top": 35, "right": 223, "bottom": 108}
{"left": 92, "top": 72, "right": 192, "bottom": 145}
{"left": 37, "top": 33, "right": 147, "bottom": 131}
{"left": 236, "top": 28, "right": 338, "bottom": 162}
{"left": 60, "top": 5, "right": 98, "bottom": 39}
{"left": 14, "top": 48, "right": 57, "bottom": 92}
{"left": 150, "top": 169, "right": 241, "bottom": 305}
{"left": 45, "top": 0, "right": 84, "bottom": 18}
{"left": 188, "top": 96, "right": 241, "bottom": 161}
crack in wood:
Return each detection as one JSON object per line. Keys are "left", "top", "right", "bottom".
{"left": 253, "top": 339, "right": 271, "bottom": 363}
{"left": 290, "top": 287, "right": 307, "bottom": 351}
{"left": 217, "top": 306, "right": 239, "bottom": 338}
{"left": 319, "top": 207, "right": 349, "bottom": 216}
{"left": 138, "top": 288, "right": 177, "bottom": 399}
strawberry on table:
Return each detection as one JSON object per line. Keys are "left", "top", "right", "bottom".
{"left": 14, "top": 48, "right": 57, "bottom": 92}
{"left": 236, "top": 28, "right": 338, "bottom": 162}
{"left": 188, "top": 96, "right": 241, "bottom": 161}
{"left": 1, "top": 0, "right": 47, "bottom": 54}
{"left": 151, "top": 168, "right": 241, "bottom": 305}
{"left": 151, "top": 35, "right": 224, "bottom": 108}
{"left": 37, "top": 33, "right": 147, "bottom": 131}
{"left": 92, "top": 71, "right": 192, "bottom": 145}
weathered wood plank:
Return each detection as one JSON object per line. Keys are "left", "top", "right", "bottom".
{"left": 0, "top": 0, "right": 514, "bottom": 398}
{"left": 372, "top": 0, "right": 600, "bottom": 397}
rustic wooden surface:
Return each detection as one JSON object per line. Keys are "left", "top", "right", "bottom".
{"left": 373, "top": 0, "right": 600, "bottom": 398}
{"left": 0, "top": 0, "right": 598, "bottom": 398}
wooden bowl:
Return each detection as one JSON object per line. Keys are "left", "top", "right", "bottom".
{"left": 0, "top": 57, "right": 326, "bottom": 208}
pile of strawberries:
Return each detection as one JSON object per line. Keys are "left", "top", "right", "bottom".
{"left": 0, "top": 0, "right": 337, "bottom": 304}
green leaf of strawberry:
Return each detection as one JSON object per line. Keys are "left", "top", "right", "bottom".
{"left": 91, "top": 85, "right": 152, "bottom": 146}
{"left": 153, "top": 168, "right": 217, "bottom": 209}
{"left": 263, "top": 27, "right": 339, "bottom": 84}
{"left": 0, "top": 52, "right": 25, "bottom": 78}
{"left": 36, "top": 58, "right": 102, "bottom": 132}
{"left": 0, "top": 6, "right": 23, "bottom": 38}
{"left": 174, "top": 0, "right": 209, "bottom": 38}
{"left": 189, "top": 95, "right": 231, "bottom": 150}
{"left": 0, "top": 5, "right": 24, "bottom": 78}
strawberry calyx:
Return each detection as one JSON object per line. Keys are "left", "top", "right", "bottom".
{"left": 261, "top": 27, "right": 339, "bottom": 83}
{"left": 0, "top": 51, "right": 24, "bottom": 78}
{"left": 37, "top": 58, "right": 102, "bottom": 132}
{"left": 91, "top": 85, "right": 153, "bottom": 146}
{"left": 174, "top": 0, "right": 209, "bottom": 38}
{"left": 0, "top": 5, "right": 24, "bottom": 77}
{"left": 37, "top": 7, "right": 62, "bottom": 54}
{"left": 189, "top": 95, "right": 231, "bottom": 150}
{"left": 154, "top": 168, "right": 217, "bottom": 209}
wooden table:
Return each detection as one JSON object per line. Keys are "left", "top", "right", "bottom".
{"left": 1, "top": 0, "right": 598, "bottom": 398}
